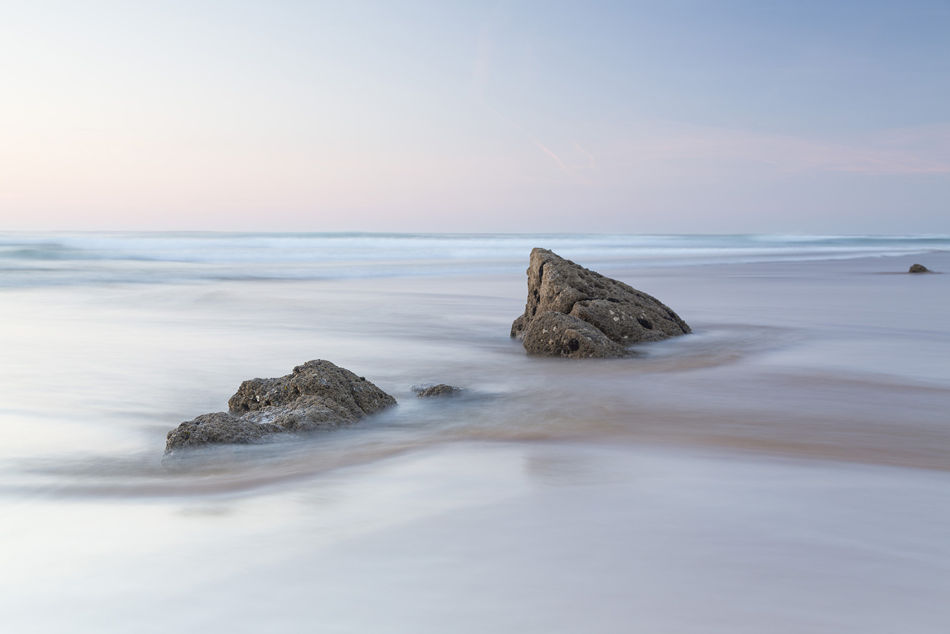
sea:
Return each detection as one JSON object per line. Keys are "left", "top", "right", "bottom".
{"left": 2, "top": 232, "right": 949, "bottom": 633}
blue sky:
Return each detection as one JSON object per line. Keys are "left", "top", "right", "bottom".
{"left": 1, "top": 0, "right": 948, "bottom": 232}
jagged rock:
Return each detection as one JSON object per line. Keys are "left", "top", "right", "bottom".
{"left": 413, "top": 384, "right": 462, "bottom": 398}
{"left": 511, "top": 248, "right": 690, "bottom": 358}
{"left": 165, "top": 360, "right": 396, "bottom": 452}
{"left": 909, "top": 263, "right": 931, "bottom": 273}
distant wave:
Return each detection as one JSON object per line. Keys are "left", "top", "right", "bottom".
{"left": 0, "top": 232, "right": 946, "bottom": 288}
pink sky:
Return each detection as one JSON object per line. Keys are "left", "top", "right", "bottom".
{"left": 2, "top": 2, "right": 948, "bottom": 233}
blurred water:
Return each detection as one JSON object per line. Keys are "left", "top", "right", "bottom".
{"left": 3, "top": 443, "right": 949, "bottom": 634}
{"left": 1, "top": 231, "right": 948, "bottom": 286}
{"left": 1, "top": 234, "right": 949, "bottom": 632}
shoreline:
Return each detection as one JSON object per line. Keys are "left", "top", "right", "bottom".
{"left": 2, "top": 238, "right": 949, "bottom": 633}
{"left": 1, "top": 250, "right": 949, "bottom": 496}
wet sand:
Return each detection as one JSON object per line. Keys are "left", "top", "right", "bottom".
{"left": 3, "top": 442, "right": 950, "bottom": 633}
{"left": 1, "top": 249, "right": 949, "bottom": 632}
{"left": 5, "top": 251, "right": 949, "bottom": 488}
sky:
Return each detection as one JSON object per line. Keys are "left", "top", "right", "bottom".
{"left": 1, "top": 0, "right": 949, "bottom": 233}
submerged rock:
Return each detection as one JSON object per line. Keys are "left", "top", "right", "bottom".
{"left": 510, "top": 248, "right": 690, "bottom": 358}
{"left": 165, "top": 360, "right": 396, "bottom": 452}
{"left": 413, "top": 384, "right": 462, "bottom": 398}
{"left": 909, "top": 263, "right": 931, "bottom": 273}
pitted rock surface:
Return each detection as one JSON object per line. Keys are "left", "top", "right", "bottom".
{"left": 511, "top": 248, "right": 690, "bottom": 358}
{"left": 165, "top": 360, "right": 396, "bottom": 452}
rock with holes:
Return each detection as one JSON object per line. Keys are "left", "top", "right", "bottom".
{"left": 165, "top": 360, "right": 396, "bottom": 452}
{"left": 909, "top": 263, "right": 931, "bottom": 274}
{"left": 510, "top": 248, "right": 690, "bottom": 358}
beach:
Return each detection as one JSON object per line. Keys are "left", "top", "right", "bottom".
{"left": 1, "top": 233, "right": 949, "bottom": 632}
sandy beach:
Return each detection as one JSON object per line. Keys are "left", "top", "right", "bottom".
{"left": 1, "top": 234, "right": 948, "bottom": 632}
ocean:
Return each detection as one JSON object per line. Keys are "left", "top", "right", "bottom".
{"left": 2, "top": 232, "right": 949, "bottom": 633}
{"left": 3, "top": 231, "right": 949, "bottom": 287}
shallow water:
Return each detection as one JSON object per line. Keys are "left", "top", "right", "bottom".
{"left": 1, "top": 234, "right": 949, "bottom": 632}
{"left": 5, "top": 443, "right": 950, "bottom": 634}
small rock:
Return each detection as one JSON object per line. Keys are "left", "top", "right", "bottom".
{"left": 165, "top": 360, "right": 396, "bottom": 452}
{"left": 413, "top": 384, "right": 462, "bottom": 398}
{"left": 909, "top": 263, "right": 931, "bottom": 273}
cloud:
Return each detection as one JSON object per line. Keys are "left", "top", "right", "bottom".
{"left": 611, "top": 122, "right": 950, "bottom": 176}
{"left": 532, "top": 140, "right": 569, "bottom": 172}
{"left": 573, "top": 142, "right": 597, "bottom": 170}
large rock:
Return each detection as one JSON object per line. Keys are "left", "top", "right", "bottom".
{"left": 909, "top": 263, "right": 931, "bottom": 273}
{"left": 165, "top": 360, "right": 396, "bottom": 452}
{"left": 510, "top": 248, "right": 690, "bottom": 358}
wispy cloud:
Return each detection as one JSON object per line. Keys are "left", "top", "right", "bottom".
{"left": 573, "top": 142, "right": 597, "bottom": 170}
{"left": 532, "top": 139, "right": 569, "bottom": 172}
{"left": 481, "top": 103, "right": 589, "bottom": 179}
{"left": 612, "top": 123, "right": 950, "bottom": 175}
